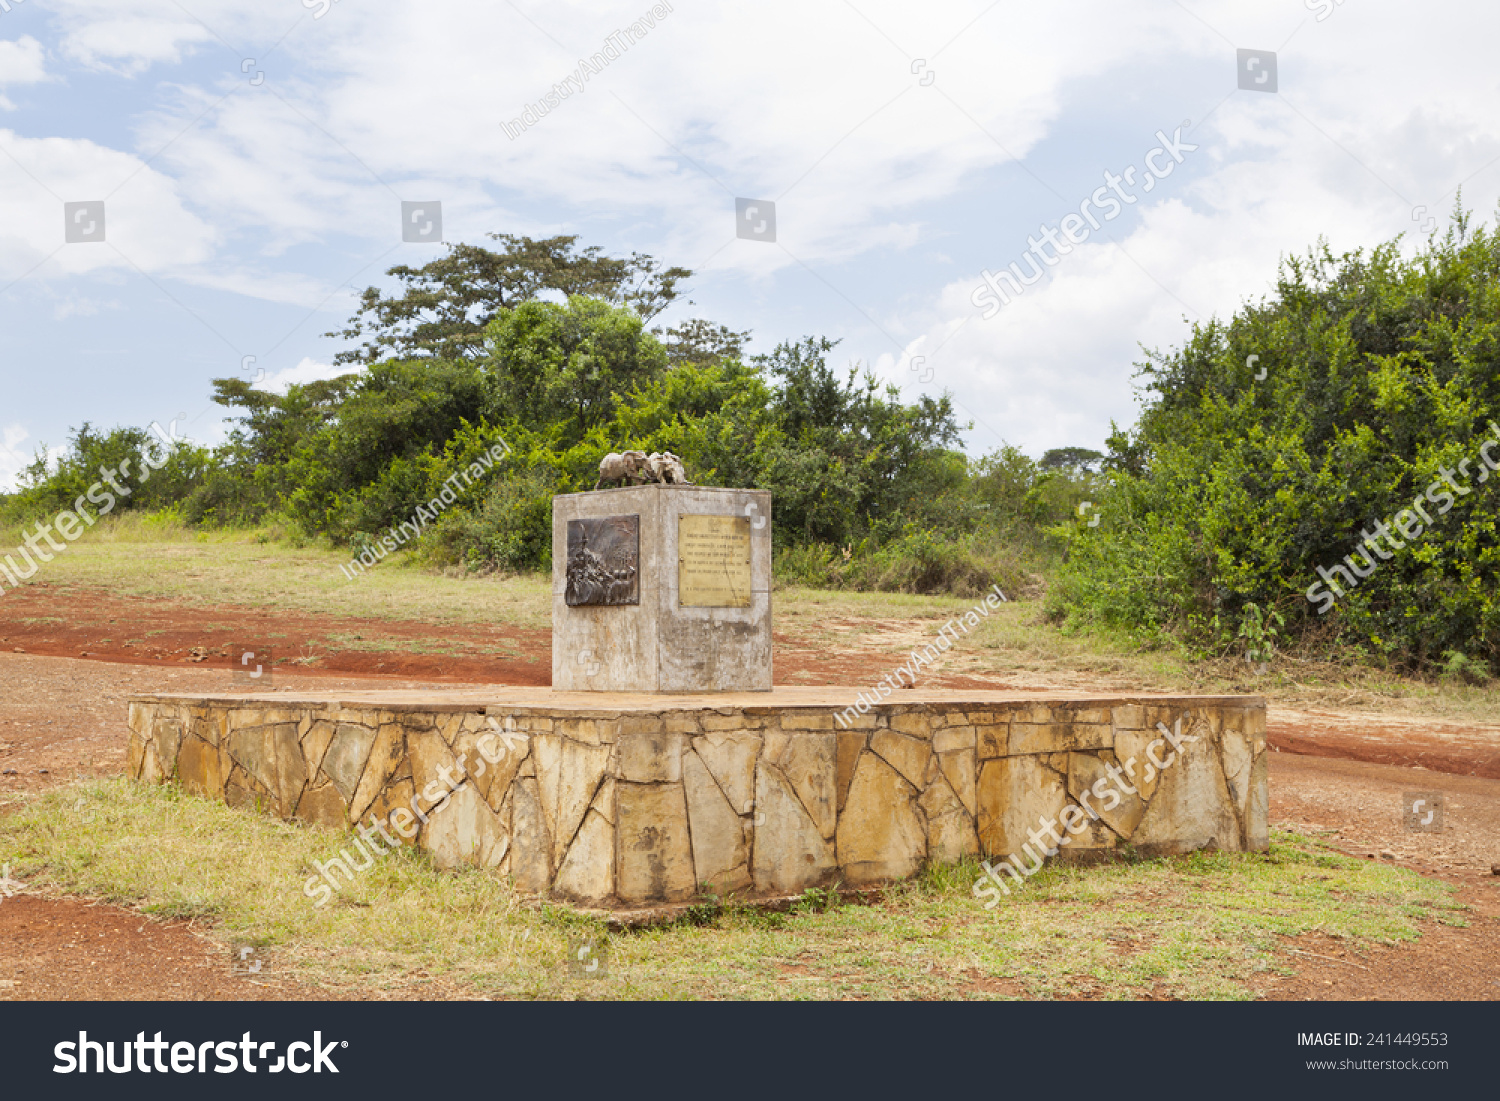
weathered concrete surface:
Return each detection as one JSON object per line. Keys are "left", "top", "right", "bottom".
{"left": 551, "top": 485, "right": 773, "bottom": 693}
{"left": 128, "top": 688, "right": 1268, "bottom": 909}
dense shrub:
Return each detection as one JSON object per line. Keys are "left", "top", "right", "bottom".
{"left": 1052, "top": 206, "right": 1500, "bottom": 668}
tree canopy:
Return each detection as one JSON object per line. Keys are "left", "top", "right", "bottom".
{"left": 325, "top": 233, "right": 691, "bottom": 366}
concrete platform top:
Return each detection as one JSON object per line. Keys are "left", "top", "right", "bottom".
{"left": 129, "top": 685, "right": 1264, "bottom": 712}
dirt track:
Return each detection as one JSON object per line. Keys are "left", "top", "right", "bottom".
{"left": 4, "top": 584, "right": 1496, "bottom": 779}
{"left": 1, "top": 592, "right": 1498, "bottom": 1001}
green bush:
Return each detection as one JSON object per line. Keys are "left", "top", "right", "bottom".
{"left": 428, "top": 467, "right": 558, "bottom": 573}
{"left": 1052, "top": 204, "right": 1500, "bottom": 669}
{"left": 774, "top": 525, "right": 1037, "bottom": 600}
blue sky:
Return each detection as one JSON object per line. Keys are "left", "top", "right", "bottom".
{"left": 2, "top": 0, "right": 1498, "bottom": 489}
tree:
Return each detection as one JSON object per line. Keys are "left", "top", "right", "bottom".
{"left": 481, "top": 297, "right": 669, "bottom": 445}
{"left": 210, "top": 375, "right": 358, "bottom": 470}
{"left": 750, "top": 337, "right": 966, "bottom": 543}
{"left": 279, "top": 358, "right": 491, "bottom": 533}
{"left": 1039, "top": 446, "right": 1105, "bottom": 473}
{"left": 657, "top": 319, "right": 752, "bottom": 368}
{"left": 326, "top": 234, "right": 691, "bottom": 366}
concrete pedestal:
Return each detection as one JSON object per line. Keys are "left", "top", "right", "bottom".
{"left": 551, "top": 485, "right": 772, "bottom": 693}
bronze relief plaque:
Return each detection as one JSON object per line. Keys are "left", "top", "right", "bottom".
{"left": 678, "top": 514, "right": 752, "bottom": 608}
{"left": 566, "top": 515, "right": 639, "bottom": 606}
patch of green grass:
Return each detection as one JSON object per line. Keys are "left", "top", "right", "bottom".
{"left": 319, "top": 633, "right": 522, "bottom": 658}
{"left": 0, "top": 780, "right": 1462, "bottom": 1001}
{"left": 4, "top": 517, "right": 551, "bottom": 632}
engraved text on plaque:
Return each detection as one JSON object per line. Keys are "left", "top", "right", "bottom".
{"left": 678, "top": 514, "right": 752, "bottom": 607}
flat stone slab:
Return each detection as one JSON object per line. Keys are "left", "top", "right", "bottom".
{"left": 130, "top": 686, "right": 1264, "bottom": 710}
{"left": 127, "top": 688, "right": 1268, "bottom": 909}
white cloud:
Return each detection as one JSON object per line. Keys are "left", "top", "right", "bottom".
{"left": 49, "top": 293, "right": 122, "bottom": 320}
{"left": 0, "top": 128, "right": 218, "bottom": 283}
{"left": 82, "top": 1, "right": 1185, "bottom": 272}
{"left": 56, "top": 13, "right": 213, "bottom": 76}
{"left": 0, "top": 424, "right": 31, "bottom": 491}
{"left": 0, "top": 424, "right": 64, "bottom": 493}
{"left": 256, "top": 356, "right": 359, "bottom": 394}
{"left": 0, "top": 33, "right": 48, "bottom": 84}
{"left": 0, "top": 33, "right": 49, "bottom": 110}
{"left": 7, "top": 0, "right": 1500, "bottom": 462}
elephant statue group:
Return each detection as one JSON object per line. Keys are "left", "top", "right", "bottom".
{"left": 594, "top": 450, "right": 691, "bottom": 489}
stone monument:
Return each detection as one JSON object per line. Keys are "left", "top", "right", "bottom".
{"left": 552, "top": 459, "right": 771, "bottom": 692}
{"left": 126, "top": 450, "right": 1269, "bottom": 914}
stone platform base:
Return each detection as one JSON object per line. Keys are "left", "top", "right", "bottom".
{"left": 126, "top": 688, "right": 1267, "bottom": 909}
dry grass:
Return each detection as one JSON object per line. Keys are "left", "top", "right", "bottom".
{"left": 0, "top": 779, "right": 1463, "bottom": 1001}
{"left": 8, "top": 518, "right": 1498, "bottom": 722}
{"left": 3, "top": 515, "right": 551, "bottom": 631}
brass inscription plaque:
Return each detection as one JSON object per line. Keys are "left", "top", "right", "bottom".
{"left": 678, "top": 514, "right": 752, "bottom": 608}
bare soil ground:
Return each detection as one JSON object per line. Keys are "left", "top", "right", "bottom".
{"left": 0, "top": 896, "right": 335, "bottom": 1001}
{"left": 1, "top": 586, "right": 1497, "bottom": 1001}
{"left": 1251, "top": 753, "right": 1500, "bottom": 1001}
{"left": 0, "top": 581, "right": 549, "bottom": 687}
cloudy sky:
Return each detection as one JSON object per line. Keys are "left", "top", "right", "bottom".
{"left": 2, "top": 0, "right": 1498, "bottom": 488}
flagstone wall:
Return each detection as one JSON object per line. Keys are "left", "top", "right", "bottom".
{"left": 127, "top": 694, "right": 1267, "bottom": 909}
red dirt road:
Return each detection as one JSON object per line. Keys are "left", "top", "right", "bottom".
{"left": 0, "top": 582, "right": 550, "bottom": 686}
{"left": 1, "top": 586, "right": 1498, "bottom": 1000}
{"left": 4, "top": 583, "right": 1496, "bottom": 780}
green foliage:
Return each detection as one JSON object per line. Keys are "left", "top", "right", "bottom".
{"left": 1438, "top": 649, "right": 1491, "bottom": 685}
{"left": 1235, "top": 602, "right": 1284, "bottom": 663}
{"left": 3, "top": 423, "right": 211, "bottom": 524}
{"left": 11, "top": 231, "right": 1074, "bottom": 598}
{"left": 1053, "top": 203, "right": 1500, "bottom": 668}
{"left": 774, "top": 527, "right": 1030, "bottom": 600}
{"left": 280, "top": 357, "right": 493, "bottom": 537}
{"left": 749, "top": 337, "right": 968, "bottom": 547}
{"left": 326, "top": 233, "right": 690, "bottom": 366}
{"left": 482, "top": 296, "right": 668, "bottom": 445}
{"left": 429, "top": 464, "right": 558, "bottom": 573}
